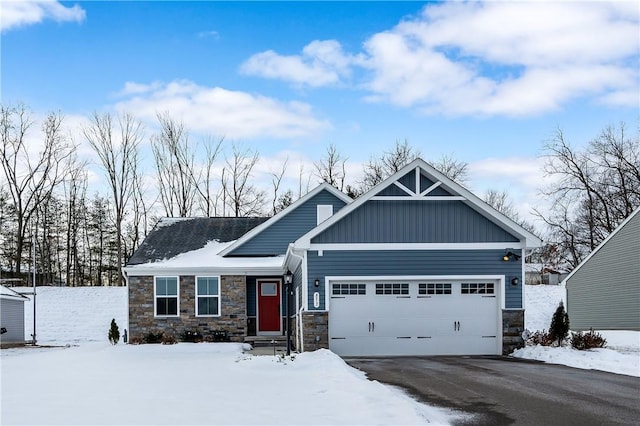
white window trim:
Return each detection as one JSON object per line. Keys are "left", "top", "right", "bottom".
{"left": 195, "top": 276, "right": 221, "bottom": 317}
{"left": 154, "top": 276, "right": 180, "bottom": 318}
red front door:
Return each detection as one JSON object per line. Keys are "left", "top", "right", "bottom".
{"left": 257, "top": 280, "right": 281, "bottom": 333}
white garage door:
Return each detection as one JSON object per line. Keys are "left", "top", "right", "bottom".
{"left": 328, "top": 279, "right": 501, "bottom": 356}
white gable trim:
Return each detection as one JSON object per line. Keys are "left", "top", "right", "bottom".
{"left": 219, "top": 183, "right": 351, "bottom": 257}
{"left": 308, "top": 242, "right": 525, "bottom": 251}
{"left": 294, "top": 158, "right": 542, "bottom": 249}
{"left": 562, "top": 206, "right": 640, "bottom": 285}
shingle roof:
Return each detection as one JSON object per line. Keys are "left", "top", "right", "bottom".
{"left": 127, "top": 217, "right": 270, "bottom": 265}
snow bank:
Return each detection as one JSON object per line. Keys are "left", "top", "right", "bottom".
{"left": 524, "top": 283, "right": 566, "bottom": 331}
{"left": 1, "top": 343, "right": 453, "bottom": 425}
{"left": 16, "top": 286, "right": 127, "bottom": 344}
{"left": 512, "top": 344, "right": 640, "bottom": 377}
{"left": 517, "top": 284, "right": 640, "bottom": 377}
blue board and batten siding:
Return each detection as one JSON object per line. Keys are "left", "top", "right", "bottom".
{"left": 228, "top": 190, "right": 348, "bottom": 256}
{"left": 306, "top": 199, "right": 523, "bottom": 311}
{"left": 312, "top": 200, "right": 519, "bottom": 244}
{"left": 307, "top": 250, "right": 522, "bottom": 310}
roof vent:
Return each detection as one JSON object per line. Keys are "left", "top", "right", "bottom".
{"left": 317, "top": 205, "right": 333, "bottom": 225}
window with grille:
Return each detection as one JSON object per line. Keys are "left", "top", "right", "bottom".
{"left": 461, "top": 283, "right": 495, "bottom": 294}
{"left": 155, "top": 277, "right": 179, "bottom": 317}
{"left": 332, "top": 283, "right": 366, "bottom": 295}
{"left": 196, "top": 276, "right": 220, "bottom": 316}
{"left": 375, "top": 283, "right": 409, "bottom": 295}
{"left": 418, "top": 283, "right": 452, "bottom": 295}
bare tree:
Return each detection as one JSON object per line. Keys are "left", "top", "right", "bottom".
{"left": 535, "top": 123, "right": 639, "bottom": 267}
{"left": 361, "top": 139, "right": 420, "bottom": 190}
{"left": 194, "top": 136, "right": 224, "bottom": 216}
{"left": 270, "top": 157, "right": 289, "bottom": 215}
{"left": 484, "top": 189, "right": 536, "bottom": 234}
{"left": 151, "top": 113, "right": 198, "bottom": 217}
{"left": 63, "top": 156, "right": 88, "bottom": 287}
{"left": 297, "top": 163, "right": 312, "bottom": 199}
{"left": 224, "top": 144, "right": 265, "bottom": 217}
{"left": 315, "top": 144, "right": 346, "bottom": 191}
{"left": 0, "top": 104, "right": 74, "bottom": 275}
{"left": 83, "top": 112, "right": 142, "bottom": 286}
{"left": 429, "top": 154, "right": 468, "bottom": 183}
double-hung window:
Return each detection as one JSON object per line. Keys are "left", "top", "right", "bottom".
{"left": 155, "top": 277, "right": 178, "bottom": 317}
{"left": 196, "top": 276, "right": 220, "bottom": 316}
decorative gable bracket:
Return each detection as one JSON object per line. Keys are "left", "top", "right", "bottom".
{"left": 371, "top": 166, "right": 464, "bottom": 201}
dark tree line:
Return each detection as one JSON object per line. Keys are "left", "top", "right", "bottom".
{"left": 1, "top": 101, "right": 637, "bottom": 285}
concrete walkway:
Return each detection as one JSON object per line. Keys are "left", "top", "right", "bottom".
{"left": 245, "top": 345, "right": 289, "bottom": 356}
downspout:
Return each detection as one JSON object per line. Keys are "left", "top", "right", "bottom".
{"left": 285, "top": 244, "right": 305, "bottom": 352}
{"left": 122, "top": 268, "right": 129, "bottom": 344}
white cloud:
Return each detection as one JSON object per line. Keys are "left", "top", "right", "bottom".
{"left": 113, "top": 80, "right": 331, "bottom": 139}
{"left": 362, "top": 2, "right": 639, "bottom": 116}
{"left": 468, "top": 156, "right": 557, "bottom": 226}
{"left": 243, "top": 2, "right": 638, "bottom": 116}
{"left": 240, "top": 40, "right": 360, "bottom": 87}
{"left": 1, "top": 0, "right": 86, "bottom": 32}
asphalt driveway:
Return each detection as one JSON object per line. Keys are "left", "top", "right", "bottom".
{"left": 345, "top": 356, "right": 640, "bottom": 425}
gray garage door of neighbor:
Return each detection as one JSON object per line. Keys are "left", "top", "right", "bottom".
{"left": 328, "top": 277, "right": 502, "bottom": 356}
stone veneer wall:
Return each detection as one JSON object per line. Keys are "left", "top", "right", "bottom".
{"left": 301, "top": 311, "right": 328, "bottom": 351}
{"left": 128, "top": 274, "right": 246, "bottom": 341}
{"left": 502, "top": 309, "right": 525, "bottom": 354}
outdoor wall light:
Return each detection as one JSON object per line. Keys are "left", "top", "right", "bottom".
{"left": 284, "top": 270, "right": 293, "bottom": 285}
{"left": 314, "top": 278, "right": 320, "bottom": 287}
{"left": 511, "top": 277, "right": 519, "bottom": 286}
{"left": 502, "top": 251, "right": 522, "bottom": 261}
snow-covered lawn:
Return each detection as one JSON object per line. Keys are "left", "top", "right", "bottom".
{"left": 1, "top": 343, "right": 456, "bottom": 425}
{"left": 3, "top": 287, "right": 457, "bottom": 425}
{"left": 517, "top": 284, "right": 640, "bottom": 377}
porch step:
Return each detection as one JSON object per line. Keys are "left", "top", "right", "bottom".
{"left": 244, "top": 335, "right": 287, "bottom": 346}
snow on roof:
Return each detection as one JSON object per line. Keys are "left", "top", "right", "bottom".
{"left": 0, "top": 285, "right": 29, "bottom": 301}
{"left": 125, "top": 240, "right": 284, "bottom": 273}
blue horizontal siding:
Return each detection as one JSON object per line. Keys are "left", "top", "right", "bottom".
{"left": 307, "top": 249, "right": 522, "bottom": 310}
{"left": 229, "top": 190, "right": 348, "bottom": 256}
{"left": 312, "top": 200, "right": 518, "bottom": 244}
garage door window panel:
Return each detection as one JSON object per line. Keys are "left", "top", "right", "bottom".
{"left": 419, "top": 283, "right": 452, "bottom": 295}
{"left": 461, "top": 283, "right": 494, "bottom": 295}
{"left": 375, "top": 283, "right": 409, "bottom": 295}
{"left": 332, "top": 283, "right": 366, "bottom": 296}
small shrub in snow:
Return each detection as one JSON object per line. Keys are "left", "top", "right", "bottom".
{"left": 527, "top": 330, "right": 554, "bottom": 346}
{"left": 212, "top": 329, "right": 230, "bottom": 342}
{"left": 181, "top": 329, "right": 203, "bottom": 343}
{"left": 108, "top": 319, "right": 120, "bottom": 345}
{"left": 161, "top": 333, "right": 177, "bottom": 345}
{"left": 548, "top": 301, "right": 570, "bottom": 346}
{"left": 142, "top": 331, "right": 164, "bottom": 344}
{"left": 129, "top": 336, "right": 142, "bottom": 345}
{"left": 571, "top": 329, "right": 607, "bottom": 350}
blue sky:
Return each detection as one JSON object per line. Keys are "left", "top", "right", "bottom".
{"left": 2, "top": 1, "right": 639, "bottom": 225}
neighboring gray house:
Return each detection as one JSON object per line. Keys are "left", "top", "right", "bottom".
{"left": 565, "top": 207, "right": 640, "bottom": 331}
{"left": 0, "top": 285, "right": 29, "bottom": 345}
{"left": 125, "top": 159, "right": 542, "bottom": 355}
